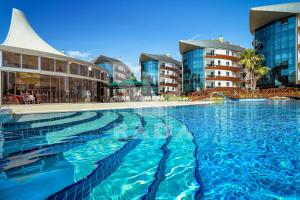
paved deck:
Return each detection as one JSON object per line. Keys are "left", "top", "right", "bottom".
{"left": 2, "top": 101, "right": 211, "bottom": 114}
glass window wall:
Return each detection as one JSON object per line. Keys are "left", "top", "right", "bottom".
{"left": 255, "top": 16, "right": 296, "bottom": 86}
{"left": 182, "top": 48, "right": 204, "bottom": 94}
{"left": 141, "top": 60, "right": 159, "bottom": 95}
{"left": 56, "top": 60, "right": 68, "bottom": 73}
{"left": 2, "top": 51, "right": 21, "bottom": 68}
{"left": 41, "top": 57, "right": 55, "bottom": 71}
{"left": 22, "top": 54, "right": 38, "bottom": 70}
{"left": 1, "top": 71, "right": 107, "bottom": 104}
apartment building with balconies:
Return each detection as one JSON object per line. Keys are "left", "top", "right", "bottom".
{"left": 92, "top": 55, "right": 132, "bottom": 83}
{"left": 140, "top": 53, "right": 182, "bottom": 96}
{"left": 179, "top": 37, "right": 245, "bottom": 94}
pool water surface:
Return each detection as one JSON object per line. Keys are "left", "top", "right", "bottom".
{"left": 0, "top": 101, "right": 300, "bottom": 199}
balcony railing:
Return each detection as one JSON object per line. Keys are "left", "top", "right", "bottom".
{"left": 205, "top": 75, "right": 240, "bottom": 82}
{"left": 206, "top": 74, "right": 215, "bottom": 78}
{"left": 205, "top": 65, "right": 241, "bottom": 72}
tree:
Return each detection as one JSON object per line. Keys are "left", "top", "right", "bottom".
{"left": 239, "top": 49, "right": 269, "bottom": 90}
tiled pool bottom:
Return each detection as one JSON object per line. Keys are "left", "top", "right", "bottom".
{"left": 1, "top": 101, "right": 300, "bottom": 199}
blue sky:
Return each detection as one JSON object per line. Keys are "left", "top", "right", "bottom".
{"left": 0, "top": 0, "right": 298, "bottom": 78}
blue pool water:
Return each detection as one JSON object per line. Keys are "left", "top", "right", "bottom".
{"left": 1, "top": 101, "right": 300, "bottom": 199}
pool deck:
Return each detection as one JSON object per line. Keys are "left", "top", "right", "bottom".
{"left": 2, "top": 101, "right": 211, "bottom": 114}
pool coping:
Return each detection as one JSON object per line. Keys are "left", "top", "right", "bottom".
{"left": 2, "top": 101, "right": 212, "bottom": 114}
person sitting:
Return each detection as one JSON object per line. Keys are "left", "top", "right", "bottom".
{"left": 22, "top": 91, "right": 30, "bottom": 104}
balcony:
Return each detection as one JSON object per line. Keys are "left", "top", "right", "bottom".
{"left": 205, "top": 54, "right": 240, "bottom": 62}
{"left": 206, "top": 52, "right": 215, "bottom": 56}
{"left": 205, "top": 75, "right": 241, "bottom": 82}
{"left": 160, "top": 65, "right": 179, "bottom": 73}
{"left": 205, "top": 65, "right": 241, "bottom": 72}
{"left": 160, "top": 82, "right": 177, "bottom": 87}
{"left": 160, "top": 73, "right": 180, "bottom": 80}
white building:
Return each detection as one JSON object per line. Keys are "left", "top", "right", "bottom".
{"left": 0, "top": 9, "right": 109, "bottom": 104}
{"left": 179, "top": 37, "right": 246, "bottom": 94}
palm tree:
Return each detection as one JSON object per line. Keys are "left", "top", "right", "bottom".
{"left": 239, "top": 49, "right": 269, "bottom": 90}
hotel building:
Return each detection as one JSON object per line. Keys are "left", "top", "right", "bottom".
{"left": 92, "top": 55, "right": 132, "bottom": 83}
{"left": 140, "top": 53, "right": 182, "bottom": 96}
{"left": 0, "top": 9, "right": 109, "bottom": 104}
{"left": 250, "top": 3, "right": 300, "bottom": 87}
{"left": 179, "top": 38, "right": 245, "bottom": 94}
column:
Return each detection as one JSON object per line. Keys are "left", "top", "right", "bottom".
{"left": 38, "top": 56, "right": 41, "bottom": 71}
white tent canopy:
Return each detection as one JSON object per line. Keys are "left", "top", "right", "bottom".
{"left": 2, "top": 8, "right": 64, "bottom": 56}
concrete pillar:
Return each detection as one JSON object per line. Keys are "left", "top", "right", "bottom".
{"left": 38, "top": 56, "right": 41, "bottom": 71}
{"left": 20, "top": 54, "right": 23, "bottom": 68}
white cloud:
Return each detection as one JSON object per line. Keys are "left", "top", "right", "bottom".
{"left": 66, "top": 50, "right": 91, "bottom": 60}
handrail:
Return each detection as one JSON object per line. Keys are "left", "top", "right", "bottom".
{"left": 189, "top": 87, "right": 300, "bottom": 100}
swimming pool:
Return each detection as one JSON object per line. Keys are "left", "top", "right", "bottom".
{"left": 0, "top": 101, "right": 300, "bottom": 199}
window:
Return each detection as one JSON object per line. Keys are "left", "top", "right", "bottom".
{"left": 226, "top": 50, "right": 230, "bottom": 56}
{"left": 56, "top": 60, "right": 68, "bottom": 73}
{"left": 226, "top": 82, "right": 230, "bottom": 87}
{"left": 2, "top": 51, "right": 20, "bottom": 68}
{"left": 226, "top": 72, "right": 230, "bottom": 76}
{"left": 70, "top": 63, "right": 80, "bottom": 75}
{"left": 218, "top": 82, "right": 221, "bottom": 86}
{"left": 88, "top": 67, "right": 95, "bottom": 78}
{"left": 226, "top": 62, "right": 230, "bottom": 66}
{"left": 22, "top": 54, "right": 38, "bottom": 69}
{"left": 101, "top": 71, "right": 105, "bottom": 80}
{"left": 218, "top": 60, "right": 221, "bottom": 65}
{"left": 80, "top": 65, "right": 88, "bottom": 76}
{"left": 218, "top": 71, "right": 221, "bottom": 75}
{"left": 41, "top": 57, "right": 54, "bottom": 71}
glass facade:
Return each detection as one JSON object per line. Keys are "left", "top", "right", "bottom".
{"left": 1, "top": 71, "right": 107, "bottom": 104}
{"left": 255, "top": 16, "right": 296, "bottom": 86}
{"left": 182, "top": 48, "right": 204, "bottom": 94}
{"left": 141, "top": 60, "right": 159, "bottom": 95}
{"left": 98, "top": 63, "right": 113, "bottom": 83}
{"left": 1, "top": 51, "right": 109, "bottom": 104}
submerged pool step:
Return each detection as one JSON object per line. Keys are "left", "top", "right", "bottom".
{"left": 89, "top": 114, "right": 169, "bottom": 200}
{"left": 1, "top": 112, "right": 80, "bottom": 128}
{"left": 2, "top": 112, "right": 101, "bottom": 141}
{"left": 155, "top": 116, "right": 200, "bottom": 199}
{"left": 142, "top": 118, "right": 172, "bottom": 200}
{"left": 1, "top": 112, "right": 123, "bottom": 171}
{"left": 3, "top": 111, "right": 118, "bottom": 157}
{"left": 174, "top": 116, "right": 205, "bottom": 200}
{"left": 63, "top": 111, "right": 142, "bottom": 181}
{"left": 47, "top": 139, "right": 141, "bottom": 200}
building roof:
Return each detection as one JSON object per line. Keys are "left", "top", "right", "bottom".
{"left": 250, "top": 3, "right": 300, "bottom": 33}
{"left": 92, "top": 55, "right": 131, "bottom": 71}
{"left": 179, "top": 39, "right": 244, "bottom": 54}
{"left": 139, "top": 53, "right": 181, "bottom": 65}
{"left": 2, "top": 8, "right": 64, "bottom": 56}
